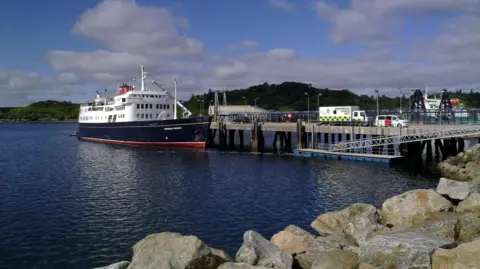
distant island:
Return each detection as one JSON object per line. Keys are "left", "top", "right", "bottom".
{"left": 0, "top": 101, "right": 79, "bottom": 122}
{"left": 1, "top": 82, "right": 479, "bottom": 121}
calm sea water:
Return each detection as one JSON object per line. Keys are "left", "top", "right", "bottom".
{"left": 0, "top": 123, "right": 439, "bottom": 269}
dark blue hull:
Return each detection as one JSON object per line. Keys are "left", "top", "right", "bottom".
{"left": 77, "top": 116, "right": 211, "bottom": 148}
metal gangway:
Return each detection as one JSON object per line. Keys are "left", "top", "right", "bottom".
{"left": 329, "top": 124, "right": 480, "bottom": 152}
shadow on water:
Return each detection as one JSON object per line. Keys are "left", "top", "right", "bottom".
{"left": 0, "top": 123, "right": 443, "bottom": 269}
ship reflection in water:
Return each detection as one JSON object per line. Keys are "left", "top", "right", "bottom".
{"left": 0, "top": 123, "right": 438, "bottom": 269}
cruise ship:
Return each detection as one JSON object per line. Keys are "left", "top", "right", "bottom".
{"left": 77, "top": 65, "right": 211, "bottom": 148}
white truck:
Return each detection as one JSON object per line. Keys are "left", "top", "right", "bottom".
{"left": 318, "top": 106, "right": 369, "bottom": 125}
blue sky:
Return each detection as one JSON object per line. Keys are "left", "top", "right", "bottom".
{"left": 0, "top": 0, "right": 479, "bottom": 106}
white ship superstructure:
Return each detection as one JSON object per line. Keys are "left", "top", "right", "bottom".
{"left": 79, "top": 65, "right": 182, "bottom": 124}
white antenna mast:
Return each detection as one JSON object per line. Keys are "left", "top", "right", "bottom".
{"left": 174, "top": 79, "right": 177, "bottom": 120}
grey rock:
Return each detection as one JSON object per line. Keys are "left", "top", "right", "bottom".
{"left": 218, "top": 262, "right": 269, "bottom": 269}
{"left": 432, "top": 240, "right": 480, "bottom": 269}
{"left": 436, "top": 177, "right": 480, "bottom": 200}
{"left": 381, "top": 189, "right": 454, "bottom": 227}
{"left": 284, "top": 225, "right": 315, "bottom": 238}
{"left": 271, "top": 225, "right": 315, "bottom": 255}
{"left": 236, "top": 230, "right": 293, "bottom": 269}
{"left": 359, "top": 231, "right": 456, "bottom": 269}
{"left": 439, "top": 147, "right": 480, "bottom": 182}
{"left": 457, "top": 214, "right": 480, "bottom": 244}
{"left": 94, "top": 261, "right": 130, "bottom": 269}
{"left": 305, "top": 237, "right": 342, "bottom": 255}
{"left": 456, "top": 193, "right": 480, "bottom": 216}
{"left": 311, "top": 250, "right": 359, "bottom": 269}
{"left": 127, "top": 232, "right": 225, "bottom": 269}
{"left": 293, "top": 254, "right": 316, "bottom": 269}
{"left": 311, "top": 203, "right": 382, "bottom": 245}
{"left": 420, "top": 212, "right": 460, "bottom": 240}
{"left": 211, "top": 247, "right": 234, "bottom": 262}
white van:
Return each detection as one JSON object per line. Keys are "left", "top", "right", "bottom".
{"left": 375, "top": 115, "right": 409, "bottom": 127}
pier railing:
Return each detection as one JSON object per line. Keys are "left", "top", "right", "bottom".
{"left": 328, "top": 123, "right": 480, "bottom": 152}
{"left": 215, "top": 108, "right": 480, "bottom": 126}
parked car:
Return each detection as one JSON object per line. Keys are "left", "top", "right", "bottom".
{"left": 375, "top": 115, "right": 409, "bottom": 127}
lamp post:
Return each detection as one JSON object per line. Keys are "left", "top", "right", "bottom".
{"left": 374, "top": 89, "right": 379, "bottom": 118}
{"left": 242, "top": 96, "right": 247, "bottom": 114}
{"left": 254, "top": 97, "right": 259, "bottom": 107}
{"left": 305, "top": 92, "right": 310, "bottom": 123}
{"left": 398, "top": 87, "right": 403, "bottom": 114}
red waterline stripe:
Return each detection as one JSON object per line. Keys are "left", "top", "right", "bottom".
{"left": 79, "top": 137, "right": 206, "bottom": 148}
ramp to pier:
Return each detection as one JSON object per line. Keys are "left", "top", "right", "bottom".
{"left": 329, "top": 124, "right": 480, "bottom": 152}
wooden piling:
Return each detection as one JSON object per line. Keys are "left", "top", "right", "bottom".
{"left": 458, "top": 138, "right": 465, "bottom": 153}
{"left": 252, "top": 120, "right": 258, "bottom": 152}
{"left": 285, "top": 132, "right": 292, "bottom": 153}
{"left": 239, "top": 130, "right": 244, "bottom": 150}
{"left": 426, "top": 140, "right": 433, "bottom": 162}
{"left": 296, "top": 119, "right": 303, "bottom": 149}
{"left": 228, "top": 129, "right": 236, "bottom": 150}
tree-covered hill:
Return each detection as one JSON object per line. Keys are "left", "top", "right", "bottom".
{"left": 0, "top": 101, "right": 80, "bottom": 121}
{"left": 183, "top": 82, "right": 480, "bottom": 114}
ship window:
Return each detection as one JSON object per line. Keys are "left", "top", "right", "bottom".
{"left": 149, "top": 104, "right": 152, "bottom": 109}
{"left": 141, "top": 114, "right": 144, "bottom": 119}
{"left": 150, "top": 95, "right": 154, "bottom": 98}
{"left": 150, "top": 114, "right": 153, "bottom": 119}
{"left": 156, "top": 114, "right": 159, "bottom": 118}
{"left": 167, "top": 104, "right": 170, "bottom": 109}
{"left": 137, "top": 104, "right": 140, "bottom": 109}
{"left": 141, "top": 104, "right": 144, "bottom": 109}
{"left": 122, "top": 98, "right": 126, "bottom": 103}
{"left": 137, "top": 114, "right": 140, "bottom": 118}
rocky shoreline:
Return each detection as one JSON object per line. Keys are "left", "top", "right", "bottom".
{"left": 96, "top": 145, "right": 480, "bottom": 269}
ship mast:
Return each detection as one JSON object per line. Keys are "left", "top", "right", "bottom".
{"left": 140, "top": 65, "right": 147, "bottom": 91}
{"left": 174, "top": 79, "right": 177, "bottom": 120}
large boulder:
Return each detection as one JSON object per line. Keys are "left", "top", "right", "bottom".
{"left": 431, "top": 240, "right": 480, "bottom": 269}
{"left": 305, "top": 237, "right": 342, "bottom": 255}
{"left": 292, "top": 237, "right": 344, "bottom": 269}
{"left": 457, "top": 214, "right": 480, "bottom": 244}
{"left": 293, "top": 254, "right": 316, "bottom": 269}
{"left": 218, "top": 263, "right": 269, "bottom": 269}
{"left": 271, "top": 225, "right": 315, "bottom": 255}
{"left": 381, "top": 189, "right": 454, "bottom": 227}
{"left": 94, "top": 261, "right": 130, "bottom": 269}
{"left": 359, "top": 231, "right": 456, "bottom": 269}
{"left": 211, "top": 248, "right": 234, "bottom": 262}
{"left": 310, "top": 203, "right": 382, "bottom": 245}
{"left": 436, "top": 177, "right": 480, "bottom": 201}
{"left": 236, "top": 230, "right": 293, "bottom": 269}
{"left": 420, "top": 212, "right": 460, "bottom": 240}
{"left": 456, "top": 193, "right": 480, "bottom": 216}
{"left": 438, "top": 146, "right": 480, "bottom": 182}
{"left": 127, "top": 232, "right": 226, "bottom": 269}
{"left": 311, "top": 250, "right": 359, "bottom": 269}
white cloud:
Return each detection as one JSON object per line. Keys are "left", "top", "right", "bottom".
{"left": 1, "top": 0, "right": 480, "bottom": 106}
{"left": 268, "top": 0, "right": 296, "bottom": 11}
{"left": 72, "top": 0, "right": 203, "bottom": 57}
{"left": 241, "top": 40, "right": 259, "bottom": 48}
{"left": 315, "top": 0, "right": 480, "bottom": 44}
